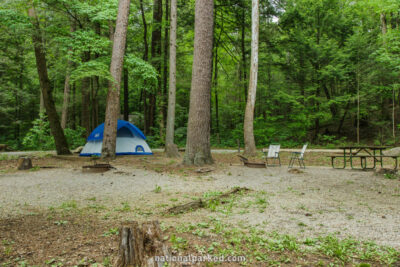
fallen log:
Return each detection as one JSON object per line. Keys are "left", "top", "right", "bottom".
{"left": 166, "top": 187, "right": 249, "bottom": 214}
{"left": 115, "top": 221, "right": 177, "bottom": 267}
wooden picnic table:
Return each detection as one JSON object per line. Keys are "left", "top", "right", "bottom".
{"left": 330, "top": 146, "right": 397, "bottom": 170}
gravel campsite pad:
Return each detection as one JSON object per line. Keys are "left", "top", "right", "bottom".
{"left": 0, "top": 153, "right": 400, "bottom": 265}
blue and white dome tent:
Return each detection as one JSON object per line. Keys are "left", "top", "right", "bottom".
{"left": 80, "top": 120, "right": 153, "bottom": 156}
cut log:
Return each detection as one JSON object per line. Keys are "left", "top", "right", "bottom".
{"left": 166, "top": 187, "right": 249, "bottom": 214}
{"left": 115, "top": 221, "right": 175, "bottom": 267}
{"left": 17, "top": 157, "right": 33, "bottom": 170}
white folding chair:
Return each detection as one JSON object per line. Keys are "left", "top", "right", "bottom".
{"left": 288, "top": 143, "right": 308, "bottom": 169}
{"left": 263, "top": 144, "right": 281, "bottom": 166}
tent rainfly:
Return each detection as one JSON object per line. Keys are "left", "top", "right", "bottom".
{"left": 80, "top": 120, "right": 153, "bottom": 156}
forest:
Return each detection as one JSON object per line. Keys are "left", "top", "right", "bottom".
{"left": 1, "top": 0, "right": 400, "bottom": 153}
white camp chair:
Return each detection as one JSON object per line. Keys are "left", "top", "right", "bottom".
{"left": 262, "top": 144, "right": 281, "bottom": 166}
{"left": 288, "top": 143, "right": 308, "bottom": 169}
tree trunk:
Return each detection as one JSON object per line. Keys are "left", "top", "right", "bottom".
{"left": 61, "top": 23, "right": 76, "bottom": 129}
{"left": 183, "top": 0, "right": 214, "bottom": 166}
{"left": 150, "top": 0, "right": 163, "bottom": 135}
{"left": 140, "top": 0, "right": 149, "bottom": 61}
{"left": 72, "top": 83, "right": 76, "bottom": 129}
{"left": 81, "top": 52, "right": 91, "bottom": 137}
{"left": 241, "top": 7, "right": 247, "bottom": 103}
{"left": 123, "top": 68, "right": 129, "bottom": 121}
{"left": 28, "top": 6, "right": 70, "bottom": 155}
{"left": 243, "top": 0, "right": 259, "bottom": 156}
{"left": 165, "top": 0, "right": 179, "bottom": 158}
{"left": 160, "top": 0, "right": 169, "bottom": 140}
{"left": 61, "top": 69, "right": 71, "bottom": 129}
{"left": 102, "top": 0, "right": 131, "bottom": 159}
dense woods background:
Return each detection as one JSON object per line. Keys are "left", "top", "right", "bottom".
{"left": 1, "top": 0, "right": 400, "bottom": 151}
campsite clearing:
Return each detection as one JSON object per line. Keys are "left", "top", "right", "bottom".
{"left": 0, "top": 152, "right": 399, "bottom": 266}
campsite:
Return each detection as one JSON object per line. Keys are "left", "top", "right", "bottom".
{"left": 1, "top": 0, "right": 400, "bottom": 266}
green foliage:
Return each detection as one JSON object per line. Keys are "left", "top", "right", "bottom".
{"left": 22, "top": 114, "right": 85, "bottom": 151}
{"left": 22, "top": 114, "right": 55, "bottom": 151}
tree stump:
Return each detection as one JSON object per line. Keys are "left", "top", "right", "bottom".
{"left": 115, "top": 221, "right": 175, "bottom": 267}
{"left": 17, "top": 157, "right": 33, "bottom": 170}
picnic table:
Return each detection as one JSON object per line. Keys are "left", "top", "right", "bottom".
{"left": 330, "top": 146, "right": 398, "bottom": 170}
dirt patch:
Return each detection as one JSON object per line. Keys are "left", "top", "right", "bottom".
{"left": 0, "top": 211, "right": 117, "bottom": 266}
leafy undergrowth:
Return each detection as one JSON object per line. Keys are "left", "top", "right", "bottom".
{"left": 165, "top": 217, "right": 400, "bottom": 266}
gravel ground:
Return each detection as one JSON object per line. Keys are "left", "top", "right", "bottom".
{"left": 1, "top": 165, "right": 399, "bottom": 248}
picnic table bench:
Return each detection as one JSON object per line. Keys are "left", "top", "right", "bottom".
{"left": 330, "top": 146, "right": 399, "bottom": 170}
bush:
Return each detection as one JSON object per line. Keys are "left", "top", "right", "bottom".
{"left": 22, "top": 114, "right": 86, "bottom": 151}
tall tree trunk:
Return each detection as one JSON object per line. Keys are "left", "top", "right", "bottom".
{"left": 150, "top": 0, "right": 163, "bottom": 135}
{"left": 61, "top": 23, "right": 76, "bottom": 129}
{"left": 161, "top": 0, "right": 169, "bottom": 139}
{"left": 72, "top": 83, "right": 76, "bottom": 129}
{"left": 102, "top": 0, "right": 131, "bottom": 158}
{"left": 28, "top": 6, "right": 70, "bottom": 155}
{"left": 165, "top": 0, "right": 179, "bottom": 157}
{"left": 241, "top": 7, "right": 247, "bottom": 103}
{"left": 243, "top": 0, "right": 259, "bottom": 156}
{"left": 61, "top": 67, "right": 71, "bottom": 129}
{"left": 81, "top": 52, "right": 91, "bottom": 137}
{"left": 123, "top": 68, "right": 129, "bottom": 121}
{"left": 139, "top": 0, "right": 149, "bottom": 133}
{"left": 140, "top": 0, "right": 149, "bottom": 61}
{"left": 183, "top": 0, "right": 214, "bottom": 166}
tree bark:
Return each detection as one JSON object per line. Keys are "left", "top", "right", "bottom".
{"left": 241, "top": 7, "right": 247, "bottom": 103}
{"left": 81, "top": 52, "right": 91, "bottom": 137}
{"left": 149, "top": 0, "right": 163, "bottom": 135}
{"left": 123, "top": 67, "right": 129, "bottom": 121}
{"left": 165, "top": 0, "right": 179, "bottom": 158}
{"left": 61, "top": 23, "right": 76, "bottom": 129}
{"left": 139, "top": 0, "right": 149, "bottom": 61}
{"left": 28, "top": 6, "right": 70, "bottom": 155}
{"left": 243, "top": 0, "right": 259, "bottom": 156}
{"left": 102, "top": 0, "right": 131, "bottom": 158}
{"left": 115, "top": 221, "right": 173, "bottom": 267}
{"left": 183, "top": 0, "right": 214, "bottom": 166}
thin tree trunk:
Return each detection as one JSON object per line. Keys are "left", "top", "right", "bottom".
{"left": 165, "top": 0, "right": 179, "bottom": 157}
{"left": 102, "top": 0, "right": 131, "bottom": 158}
{"left": 61, "top": 23, "right": 76, "bottom": 129}
{"left": 140, "top": 0, "right": 149, "bottom": 61}
{"left": 72, "top": 83, "right": 76, "bottom": 129}
{"left": 81, "top": 52, "right": 91, "bottom": 137}
{"left": 243, "top": 0, "right": 259, "bottom": 156}
{"left": 28, "top": 5, "right": 70, "bottom": 155}
{"left": 123, "top": 68, "right": 129, "bottom": 121}
{"left": 139, "top": 0, "right": 149, "bottom": 133}
{"left": 241, "top": 7, "right": 247, "bottom": 103}
{"left": 356, "top": 62, "right": 360, "bottom": 144}
{"left": 183, "top": 0, "right": 214, "bottom": 166}
{"left": 161, "top": 0, "right": 169, "bottom": 137}
{"left": 61, "top": 69, "right": 71, "bottom": 129}
{"left": 150, "top": 0, "right": 163, "bottom": 135}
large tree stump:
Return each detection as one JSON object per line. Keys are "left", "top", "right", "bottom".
{"left": 17, "top": 157, "right": 33, "bottom": 170}
{"left": 116, "top": 221, "right": 175, "bottom": 267}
